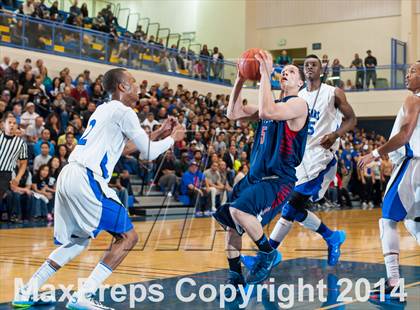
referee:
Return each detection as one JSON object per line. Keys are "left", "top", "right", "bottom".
{"left": 0, "top": 112, "right": 28, "bottom": 202}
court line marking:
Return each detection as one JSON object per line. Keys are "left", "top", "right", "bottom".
{"left": 316, "top": 281, "right": 420, "bottom": 310}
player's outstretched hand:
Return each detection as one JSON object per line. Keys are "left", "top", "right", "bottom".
{"left": 320, "top": 132, "right": 339, "bottom": 149}
{"left": 358, "top": 153, "right": 374, "bottom": 170}
{"left": 170, "top": 124, "right": 186, "bottom": 142}
{"left": 160, "top": 116, "right": 178, "bottom": 138}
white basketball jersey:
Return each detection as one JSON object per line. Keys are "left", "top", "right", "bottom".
{"left": 69, "top": 100, "right": 140, "bottom": 182}
{"left": 298, "top": 83, "right": 342, "bottom": 153}
{"left": 389, "top": 93, "right": 420, "bottom": 164}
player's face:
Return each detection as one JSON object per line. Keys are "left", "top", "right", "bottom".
{"left": 280, "top": 65, "right": 303, "bottom": 90}
{"left": 405, "top": 62, "right": 420, "bottom": 92}
{"left": 304, "top": 58, "right": 321, "bottom": 81}
{"left": 121, "top": 71, "right": 140, "bottom": 107}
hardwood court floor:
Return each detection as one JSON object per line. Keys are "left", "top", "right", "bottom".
{"left": 0, "top": 208, "right": 419, "bottom": 303}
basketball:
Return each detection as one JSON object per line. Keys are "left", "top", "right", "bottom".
{"left": 238, "top": 48, "right": 262, "bottom": 81}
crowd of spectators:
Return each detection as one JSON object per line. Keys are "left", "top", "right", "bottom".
{"left": 275, "top": 49, "right": 379, "bottom": 90}
{"left": 0, "top": 55, "right": 392, "bottom": 223}
{"left": 0, "top": 1, "right": 226, "bottom": 82}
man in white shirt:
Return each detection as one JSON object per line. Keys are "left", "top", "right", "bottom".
{"left": 0, "top": 56, "right": 10, "bottom": 71}
{"left": 142, "top": 112, "right": 160, "bottom": 130}
{"left": 13, "top": 68, "right": 185, "bottom": 309}
{"left": 20, "top": 102, "right": 39, "bottom": 129}
{"left": 33, "top": 142, "right": 51, "bottom": 173}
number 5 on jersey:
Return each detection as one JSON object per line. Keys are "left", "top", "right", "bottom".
{"left": 78, "top": 119, "right": 96, "bottom": 145}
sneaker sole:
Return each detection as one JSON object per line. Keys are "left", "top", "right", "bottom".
{"left": 11, "top": 302, "right": 34, "bottom": 308}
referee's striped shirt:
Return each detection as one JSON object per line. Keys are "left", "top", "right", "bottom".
{"left": 0, "top": 132, "right": 28, "bottom": 172}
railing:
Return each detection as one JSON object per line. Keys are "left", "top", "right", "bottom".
{"left": 0, "top": 11, "right": 409, "bottom": 90}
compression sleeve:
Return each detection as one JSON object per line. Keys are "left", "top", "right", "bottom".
{"left": 120, "top": 110, "right": 174, "bottom": 160}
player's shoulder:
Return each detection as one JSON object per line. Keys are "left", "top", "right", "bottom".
{"left": 404, "top": 93, "right": 420, "bottom": 109}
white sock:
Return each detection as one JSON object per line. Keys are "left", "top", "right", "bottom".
{"left": 80, "top": 262, "right": 113, "bottom": 295}
{"left": 299, "top": 210, "right": 321, "bottom": 232}
{"left": 270, "top": 217, "right": 293, "bottom": 245}
{"left": 384, "top": 254, "right": 400, "bottom": 281}
{"left": 25, "top": 261, "right": 58, "bottom": 294}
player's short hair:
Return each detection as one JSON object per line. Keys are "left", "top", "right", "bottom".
{"left": 304, "top": 54, "right": 321, "bottom": 66}
{"left": 103, "top": 68, "right": 127, "bottom": 93}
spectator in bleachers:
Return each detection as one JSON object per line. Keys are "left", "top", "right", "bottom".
{"left": 33, "top": 141, "right": 51, "bottom": 173}
{"left": 64, "top": 132, "right": 76, "bottom": 153}
{"left": 80, "top": 3, "right": 88, "bottom": 20}
{"left": 331, "top": 58, "right": 344, "bottom": 87}
{"left": 11, "top": 103, "right": 22, "bottom": 125}
{"left": 49, "top": 1, "right": 60, "bottom": 21}
{"left": 34, "top": 128, "right": 54, "bottom": 156}
{"left": 70, "top": 77, "right": 89, "bottom": 102}
{"left": 181, "top": 160, "right": 209, "bottom": 216}
{"left": 350, "top": 53, "right": 364, "bottom": 89}
{"left": 31, "top": 164, "right": 54, "bottom": 222}
{"left": 101, "top": 4, "right": 115, "bottom": 27}
{"left": 0, "top": 56, "right": 10, "bottom": 71}
{"left": 6, "top": 162, "right": 33, "bottom": 223}
{"left": 20, "top": 102, "right": 39, "bottom": 129}
{"left": 275, "top": 50, "right": 292, "bottom": 66}
{"left": 223, "top": 144, "right": 237, "bottom": 170}
{"left": 204, "top": 161, "right": 224, "bottom": 212}
{"left": 156, "top": 150, "right": 177, "bottom": 195}
{"left": 211, "top": 47, "right": 224, "bottom": 80}
{"left": 344, "top": 79, "right": 355, "bottom": 91}
{"left": 193, "top": 60, "right": 205, "bottom": 79}
{"left": 67, "top": 0, "right": 81, "bottom": 24}
{"left": 4, "top": 60, "right": 19, "bottom": 85}
{"left": 44, "top": 112, "right": 60, "bottom": 142}
{"left": 57, "top": 144, "right": 69, "bottom": 165}
{"left": 25, "top": 115, "right": 44, "bottom": 143}
{"left": 364, "top": 50, "right": 377, "bottom": 88}
{"left": 91, "top": 11, "right": 107, "bottom": 32}
{"left": 22, "top": 0, "right": 34, "bottom": 16}
{"left": 0, "top": 100, "right": 6, "bottom": 119}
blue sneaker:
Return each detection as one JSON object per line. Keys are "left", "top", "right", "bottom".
{"left": 325, "top": 230, "right": 346, "bottom": 266}
{"left": 245, "top": 250, "right": 280, "bottom": 284}
{"left": 240, "top": 250, "right": 282, "bottom": 270}
{"left": 369, "top": 280, "right": 406, "bottom": 302}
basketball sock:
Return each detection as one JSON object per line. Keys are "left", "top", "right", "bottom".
{"left": 269, "top": 217, "right": 293, "bottom": 249}
{"left": 384, "top": 254, "right": 400, "bottom": 282}
{"left": 25, "top": 261, "right": 58, "bottom": 294}
{"left": 316, "top": 223, "right": 334, "bottom": 239}
{"left": 298, "top": 210, "right": 322, "bottom": 232}
{"left": 80, "top": 261, "right": 113, "bottom": 295}
{"left": 228, "top": 256, "right": 242, "bottom": 274}
{"left": 255, "top": 234, "right": 273, "bottom": 253}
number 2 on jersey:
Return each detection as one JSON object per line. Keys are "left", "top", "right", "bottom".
{"left": 78, "top": 119, "right": 96, "bottom": 145}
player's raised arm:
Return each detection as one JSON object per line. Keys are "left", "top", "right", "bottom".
{"left": 226, "top": 72, "right": 258, "bottom": 120}
{"left": 255, "top": 51, "right": 307, "bottom": 121}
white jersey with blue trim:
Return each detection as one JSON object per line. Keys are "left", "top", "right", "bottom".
{"left": 295, "top": 84, "right": 342, "bottom": 184}
{"left": 388, "top": 93, "right": 420, "bottom": 164}
{"left": 298, "top": 83, "right": 342, "bottom": 154}
{"left": 68, "top": 100, "right": 141, "bottom": 182}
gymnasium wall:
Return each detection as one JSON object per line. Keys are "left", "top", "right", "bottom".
{"left": 0, "top": 46, "right": 408, "bottom": 118}
{"left": 245, "top": 0, "right": 420, "bottom": 65}
{"left": 80, "top": 0, "right": 246, "bottom": 60}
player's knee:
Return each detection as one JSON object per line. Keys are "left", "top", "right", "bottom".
{"left": 288, "top": 191, "right": 310, "bottom": 210}
{"left": 125, "top": 230, "right": 139, "bottom": 248}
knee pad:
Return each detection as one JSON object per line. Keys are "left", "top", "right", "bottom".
{"left": 282, "top": 202, "right": 298, "bottom": 222}
{"left": 379, "top": 218, "right": 399, "bottom": 255}
{"left": 48, "top": 239, "right": 90, "bottom": 267}
{"left": 288, "top": 191, "right": 310, "bottom": 210}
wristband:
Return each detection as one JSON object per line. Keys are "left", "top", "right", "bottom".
{"left": 372, "top": 149, "right": 380, "bottom": 159}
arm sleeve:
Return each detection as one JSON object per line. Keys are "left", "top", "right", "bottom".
{"left": 120, "top": 110, "right": 174, "bottom": 161}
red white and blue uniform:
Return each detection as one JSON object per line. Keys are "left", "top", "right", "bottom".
{"left": 213, "top": 96, "right": 308, "bottom": 234}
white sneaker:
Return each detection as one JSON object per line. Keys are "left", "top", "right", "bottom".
{"left": 368, "top": 202, "right": 374, "bottom": 209}
{"left": 12, "top": 287, "right": 54, "bottom": 308}
{"left": 66, "top": 292, "right": 114, "bottom": 310}
{"left": 361, "top": 202, "right": 368, "bottom": 210}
